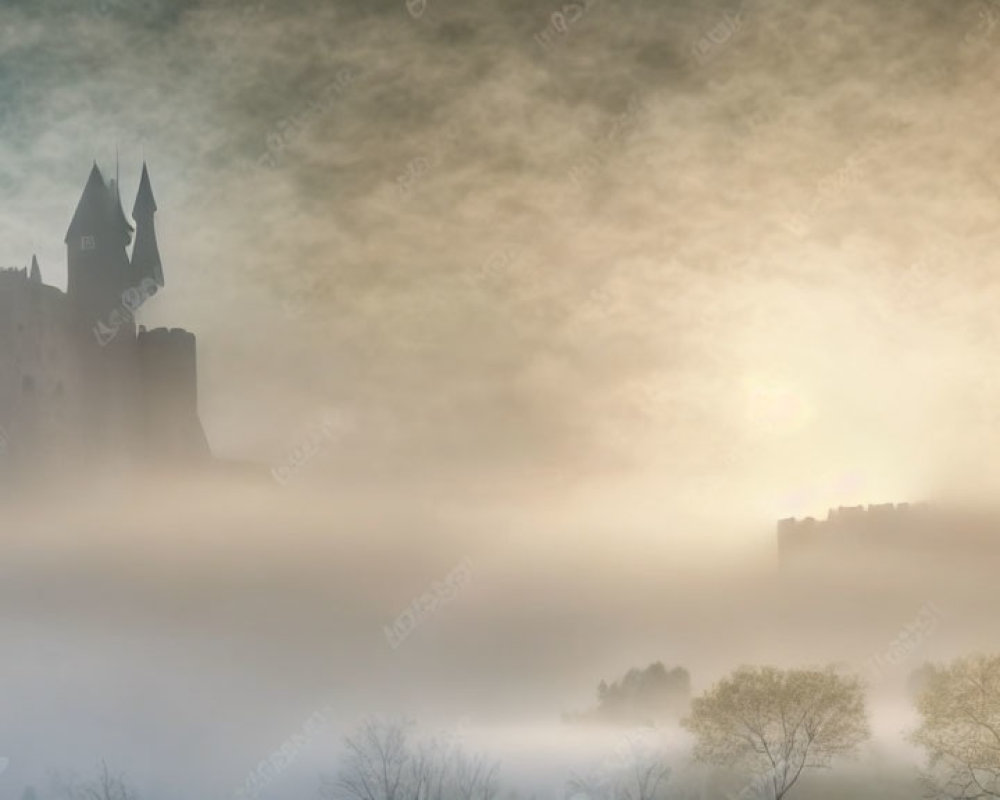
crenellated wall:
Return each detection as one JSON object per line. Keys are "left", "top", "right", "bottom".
{"left": 775, "top": 501, "right": 974, "bottom": 569}
{"left": 0, "top": 280, "right": 210, "bottom": 477}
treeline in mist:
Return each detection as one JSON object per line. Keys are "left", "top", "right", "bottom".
{"left": 562, "top": 662, "right": 691, "bottom": 726}
{"left": 22, "top": 653, "right": 1000, "bottom": 800}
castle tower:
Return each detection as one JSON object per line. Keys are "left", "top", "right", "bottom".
{"left": 65, "top": 163, "right": 134, "bottom": 320}
{"left": 0, "top": 160, "right": 212, "bottom": 486}
{"left": 130, "top": 162, "right": 164, "bottom": 289}
{"left": 64, "top": 164, "right": 142, "bottom": 465}
{"left": 137, "top": 327, "right": 210, "bottom": 462}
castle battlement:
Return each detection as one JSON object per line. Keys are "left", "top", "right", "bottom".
{"left": 138, "top": 326, "right": 196, "bottom": 343}
{"left": 778, "top": 502, "right": 929, "bottom": 534}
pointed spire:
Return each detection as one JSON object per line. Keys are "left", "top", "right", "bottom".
{"left": 65, "top": 162, "right": 108, "bottom": 244}
{"left": 29, "top": 254, "right": 41, "bottom": 284}
{"left": 64, "top": 161, "right": 133, "bottom": 246}
{"left": 133, "top": 161, "right": 158, "bottom": 216}
{"left": 131, "top": 161, "right": 164, "bottom": 287}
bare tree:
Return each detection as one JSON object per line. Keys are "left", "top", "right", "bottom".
{"left": 56, "top": 762, "right": 138, "bottom": 800}
{"left": 453, "top": 749, "right": 501, "bottom": 800}
{"left": 911, "top": 653, "right": 1000, "bottom": 799}
{"left": 322, "top": 717, "right": 501, "bottom": 800}
{"left": 566, "top": 735, "right": 671, "bottom": 800}
{"left": 682, "top": 665, "right": 869, "bottom": 800}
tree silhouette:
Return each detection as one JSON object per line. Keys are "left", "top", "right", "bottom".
{"left": 565, "top": 734, "right": 671, "bottom": 800}
{"left": 56, "top": 762, "right": 138, "bottom": 800}
{"left": 322, "top": 717, "right": 500, "bottom": 800}
{"left": 566, "top": 663, "right": 690, "bottom": 725}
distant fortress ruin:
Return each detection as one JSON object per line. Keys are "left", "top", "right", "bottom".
{"left": 777, "top": 502, "right": 998, "bottom": 569}
{"left": 0, "top": 162, "right": 209, "bottom": 483}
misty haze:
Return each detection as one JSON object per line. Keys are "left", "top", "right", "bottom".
{"left": 2, "top": 0, "right": 1000, "bottom": 799}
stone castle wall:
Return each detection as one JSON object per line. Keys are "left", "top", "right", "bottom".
{"left": 776, "top": 501, "right": 1000, "bottom": 570}
{"left": 0, "top": 272, "right": 208, "bottom": 477}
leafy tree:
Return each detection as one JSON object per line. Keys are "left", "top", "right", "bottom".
{"left": 911, "top": 653, "right": 1000, "bottom": 799}
{"left": 908, "top": 662, "right": 936, "bottom": 702}
{"left": 682, "top": 665, "right": 869, "bottom": 800}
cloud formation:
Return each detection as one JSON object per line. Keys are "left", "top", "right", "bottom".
{"left": 0, "top": 0, "right": 999, "bottom": 503}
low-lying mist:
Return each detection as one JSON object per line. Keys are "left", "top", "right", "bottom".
{"left": 1, "top": 471, "right": 997, "bottom": 798}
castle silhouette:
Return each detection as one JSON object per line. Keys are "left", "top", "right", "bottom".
{"left": 0, "top": 162, "right": 209, "bottom": 480}
{"left": 776, "top": 502, "right": 1000, "bottom": 570}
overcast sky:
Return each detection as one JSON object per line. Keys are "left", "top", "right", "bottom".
{"left": 6, "top": 1, "right": 1000, "bottom": 796}
{"left": 2, "top": 0, "right": 1000, "bottom": 516}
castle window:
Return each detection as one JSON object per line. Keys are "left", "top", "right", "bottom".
{"left": 54, "top": 381, "right": 64, "bottom": 399}
{"left": 81, "top": 235, "right": 95, "bottom": 251}
{"left": 21, "top": 375, "right": 34, "bottom": 394}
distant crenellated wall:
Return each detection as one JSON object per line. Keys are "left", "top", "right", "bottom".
{"left": 776, "top": 502, "right": 944, "bottom": 569}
